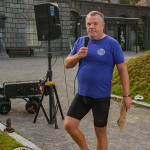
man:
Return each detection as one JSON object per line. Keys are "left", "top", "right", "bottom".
{"left": 64, "top": 11, "right": 132, "bottom": 150}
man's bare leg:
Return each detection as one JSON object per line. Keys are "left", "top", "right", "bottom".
{"left": 94, "top": 126, "right": 108, "bottom": 150}
{"left": 64, "top": 116, "right": 89, "bottom": 150}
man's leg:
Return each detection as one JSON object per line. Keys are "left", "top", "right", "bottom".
{"left": 64, "top": 94, "right": 91, "bottom": 150}
{"left": 91, "top": 97, "right": 110, "bottom": 150}
{"left": 94, "top": 126, "right": 108, "bottom": 150}
{"left": 64, "top": 116, "right": 89, "bottom": 150}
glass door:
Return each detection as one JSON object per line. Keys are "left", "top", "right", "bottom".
{"left": 118, "top": 24, "right": 126, "bottom": 50}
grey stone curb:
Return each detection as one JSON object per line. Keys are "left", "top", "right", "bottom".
{"left": 111, "top": 94, "right": 150, "bottom": 109}
{"left": 0, "top": 123, "right": 42, "bottom": 150}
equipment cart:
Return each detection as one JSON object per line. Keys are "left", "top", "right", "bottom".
{"left": 0, "top": 80, "right": 42, "bottom": 114}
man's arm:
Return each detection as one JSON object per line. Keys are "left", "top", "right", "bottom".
{"left": 64, "top": 54, "right": 81, "bottom": 69}
{"left": 65, "top": 47, "right": 88, "bottom": 69}
{"left": 116, "top": 62, "right": 132, "bottom": 111}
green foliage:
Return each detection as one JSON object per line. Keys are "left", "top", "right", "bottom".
{"left": 112, "top": 50, "right": 150, "bottom": 104}
{"left": 0, "top": 131, "right": 24, "bottom": 150}
{"left": 119, "top": 0, "right": 140, "bottom": 5}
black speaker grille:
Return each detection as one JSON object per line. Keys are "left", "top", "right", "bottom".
{"left": 34, "top": 3, "right": 61, "bottom": 41}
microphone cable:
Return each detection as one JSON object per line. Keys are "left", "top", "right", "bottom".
{"left": 73, "top": 60, "right": 84, "bottom": 96}
{"left": 62, "top": 52, "right": 70, "bottom": 107}
{"left": 74, "top": 36, "right": 89, "bottom": 96}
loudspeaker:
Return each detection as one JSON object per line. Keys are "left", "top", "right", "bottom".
{"left": 34, "top": 3, "right": 61, "bottom": 41}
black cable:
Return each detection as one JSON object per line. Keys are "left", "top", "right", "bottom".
{"left": 74, "top": 75, "right": 77, "bottom": 96}
{"left": 51, "top": 55, "right": 57, "bottom": 67}
{"left": 62, "top": 53, "right": 70, "bottom": 107}
{"left": 73, "top": 60, "right": 85, "bottom": 96}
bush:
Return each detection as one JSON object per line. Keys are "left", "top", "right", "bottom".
{"left": 112, "top": 50, "right": 150, "bottom": 104}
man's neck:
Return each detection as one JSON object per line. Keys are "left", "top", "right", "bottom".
{"left": 90, "top": 33, "right": 106, "bottom": 40}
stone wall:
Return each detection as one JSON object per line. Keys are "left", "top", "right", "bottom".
{"left": 1, "top": 0, "right": 71, "bottom": 53}
{"left": 4, "top": 0, "right": 26, "bottom": 47}
{"left": 0, "top": 0, "right": 5, "bottom": 51}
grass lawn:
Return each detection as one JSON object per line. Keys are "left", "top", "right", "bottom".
{"left": 0, "top": 131, "right": 25, "bottom": 150}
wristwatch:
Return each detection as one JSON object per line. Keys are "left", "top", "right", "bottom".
{"left": 123, "top": 94, "right": 130, "bottom": 97}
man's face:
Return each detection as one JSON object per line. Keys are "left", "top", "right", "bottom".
{"left": 86, "top": 15, "right": 105, "bottom": 40}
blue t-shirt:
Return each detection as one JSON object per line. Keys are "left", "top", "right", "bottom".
{"left": 70, "top": 35, "right": 125, "bottom": 98}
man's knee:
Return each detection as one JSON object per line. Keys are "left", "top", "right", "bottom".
{"left": 94, "top": 119, "right": 107, "bottom": 128}
{"left": 64, "top": 116, "right": 80, "bottom": 131}
{"left": 64, "top": 118, "right": 71, "bottom": 131}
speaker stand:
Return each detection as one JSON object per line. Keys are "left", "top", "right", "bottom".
{"left": 33, "top": 40, "right": 64, "bottom": 129}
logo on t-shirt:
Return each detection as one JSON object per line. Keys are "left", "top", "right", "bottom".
{"left": 97, "top": 48, "right": 105, "bottom": 56}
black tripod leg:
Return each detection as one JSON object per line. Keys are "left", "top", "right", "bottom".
{"left": 49, "top": 86, "right": 54, "bottom": 124}
{"left": 33, "top": 91, "right": 44, "bottom": 123}
{"left": 40, "top": 103, "right": 50, "bottom": 124}
{"left": 33, "top": 88, "right": 50, "bottom": 124}
{"left": 53, "top": 85, "right": 64, "bottom": 120}
{"left": 52, "top": 98, "right": 58, "bottom": 129}
{"left": 49, "top": 86, "right": 58, "bottom": 129}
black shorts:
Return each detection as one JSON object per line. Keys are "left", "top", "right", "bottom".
{"left": 67, "top": 94, "right": 110, "bottom": 127}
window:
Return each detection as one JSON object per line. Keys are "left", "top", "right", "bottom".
{"left": 26, "top": 20, "right": 41, "bottom": 47}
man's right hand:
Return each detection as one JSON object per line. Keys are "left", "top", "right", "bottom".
{"left": 77, "top": 47, "right": 88, "bottom": 59}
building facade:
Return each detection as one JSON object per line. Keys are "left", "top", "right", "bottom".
{"left": 70, "top": 1, "right": 150, "bottom": 51}
{"left": 0, "top": 0, "right": 150, "bottom": 54}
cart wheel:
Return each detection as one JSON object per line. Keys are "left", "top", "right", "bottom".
{"left": 0, "top": 99, "right": 11, "bottom": 114}
{"left": 25, "top": 100, "right": 39, "bottom": 114}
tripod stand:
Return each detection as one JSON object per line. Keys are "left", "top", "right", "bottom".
{"left": 33, "top": 40, "right": 64, "bottom": 129}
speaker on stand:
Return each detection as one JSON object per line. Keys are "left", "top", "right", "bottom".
{"left": 33, "top": 3, "right": 64, "bottom": 129}
{"left": 34, "top": 3, "right": 61, "bottom": 41}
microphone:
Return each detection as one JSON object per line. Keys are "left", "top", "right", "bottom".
{"left": 84, "top": 37, "right": 89, "bottom": 47}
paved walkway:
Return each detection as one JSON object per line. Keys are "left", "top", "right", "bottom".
{"left": 0, "top": 51, "right": 149, "bottom": 150}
